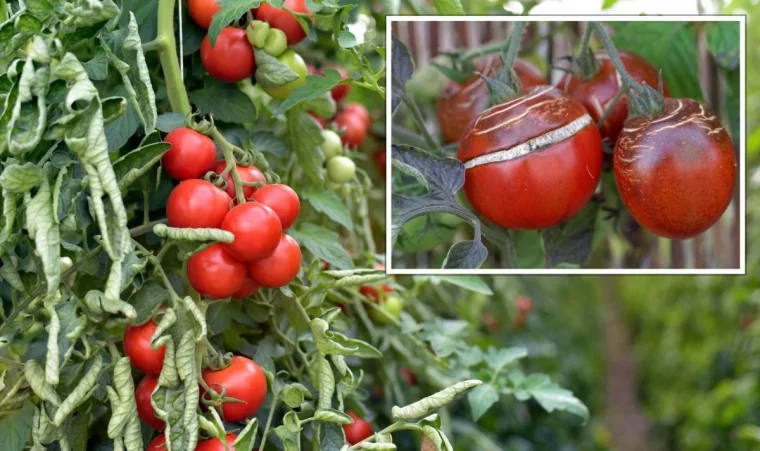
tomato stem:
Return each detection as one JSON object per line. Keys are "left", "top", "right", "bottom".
{"left": 153, "top": 0, "right": 192, "bottom": 115}
{"left": 209, "top": 128, "right": 247, "bottom": 203}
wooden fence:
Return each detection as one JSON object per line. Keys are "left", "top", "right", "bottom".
{"left": 392, "top": 20, "right": 742, "bottom": 270}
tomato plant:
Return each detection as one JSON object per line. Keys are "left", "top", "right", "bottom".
{"left": 202, "top": 356, "right": 267, "bottom": 422}
{"left": 260, "top": 50, "right": 308, "bottom": 100}
{"left": 326, "top": 155, "right": 357, "bottom": 183}
{"left": 201, "top": 27, "right": 256, "bottom": 83}
{"left": 162, "top": 127, "right": 218, "bottom": 180}
{"left": 334, "top": 109, "right": 369, "bottom": 149}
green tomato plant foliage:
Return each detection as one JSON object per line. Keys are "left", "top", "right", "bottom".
{"left": 0, "top": 1, "right": 589, "bottom": 451}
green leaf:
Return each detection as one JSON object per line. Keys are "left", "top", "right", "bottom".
{"left": 601, "top": 0, "right": 619, "bottom": 8}
{"left": 285, "top": 110, "right": 323, "bottom": 185}
{"left": 0, "top": 163, "right": 46, "bottom": 193}
{"left": 542, "top": 201, "right": 600, "bottom": 268}
{"left": 442, "top": 240, "right": 487, "bottom": 269}
{"left": 112, "top": 142, "right": 171, "bottom": 192}
{"left": 420, "top": 275, "right": 492, "bottom": 295}
{"left": 706, "top": 22, "right": 739, "bottom": 70}
{"left": 391, "top": 36, "right": 414, "bottom": 114}
{"left": 301, "top": 187, "right": 353, "bottom": 229}
{"left": 392, "top": 379, "right": 482, "bottom": 420}
{"left": 275, "top": 71, "right": 342, "bottom": 115}
{"left": 254, "top": 48, "right": 299, "bottom": 88}
{"left": 252, "top": 131, "right": 288, "bottom": 157}
{"left": 432, "top": 0, "right": 464, "bottom": 15}
{"left": 84, "top": 49, "right": 110, "bottom": 80}
{"left": 290, "top": 223, "right": 354, "bottom": 270}
{"left": 0, "top": 401, "right": 35, "bottom": 451}
{"left": 514, "top": 374, "right": 589, "bottom": 421}
{"left": 190, "top": 78, "right": 258, "bottom": 124}
{"left": 467, "top": 383, "right": 499, "bottom": 422}
{"left": 208, "top": 0, "right": 271, "bottom": 46}
{"left": 156, "top": 113, "right": 186, "bottom": 132}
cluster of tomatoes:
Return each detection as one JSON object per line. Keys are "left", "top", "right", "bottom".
{"left": 441, "top": 50, "right": 736, "bottom": 240}
{"left": 162, "top": 127, "right": 302, "bottom": 298}
{"left": 358, "top": 263, "right": 405, "bottom": 324}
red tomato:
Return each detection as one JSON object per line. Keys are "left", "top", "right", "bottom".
{"left": 188, "top": 0, "right": 221, "bottom": 29}
{"left": 187, "top": 244, "right": 247, "bottom": 298}
{"left": 136, "top": 375, "right": 164, "bottom": 430}
{"left": 373, "top": 147, "right": 386, "bottom": 181}
{"left": 343, "top": 411, "right": 373, "bottom": 445}
{"left": 251, "top": 184, "right": 300, "bottom": 229}
{"left": 333, "top": 112, "right": 367, "bottom": 150}
{"left": 437, "top": 56, "right": 547, "bottom": 144}
{"left": 255, "top": 0, "right": 310, "bottom": 45}
{"left": 162, "top": 128, "right": 217, "bottom": 180}
{"left": 458, "top": 86, "right": 602, "bottom": 230}
{"left": 201, "top": 28, "right": 256, "bottom": 83}
{"left": 328, "top": 66, "right": 351, "bottom": 103}
{"left": 123, "top": 320, "right": 165, "bottom": 375}
{"left": 221, "top": 202, "right": 282, "bottom": 261}
{"left": 341, "top": 103, "right": 370, "bottom": 128}
{"left": 195, "top": 434, "right": 238, "bottom": 451}
{"left": 400, "top": 367, "right": 416, "bottom": 385}
{"left": 166, "top": 179, "right": 231, "bottom": 229}
{"left": 558, "top": 50, "right": 668, "bottom": 143}
{"left": 213, "top": 161, "right": 266, "bottom": 199}
{"left": 232, "top": 277, "right": 260, "bottom": 298}
{"left": 614, "top": 98, "right": 735, "bottom": 239}
{"left": 516, "top": 295, "right": 533, "bottom": 313}
{"left": 359, "top": 284, "right": 392, "bottom": 302}
{"left": 248, "top": 234, "right": 301, "bottom": 288}
{"left": 202, "top": 356, "right": 267, "bottom": 422}
{"left": 146, "top": 435, "right": 166, "bottom": 451}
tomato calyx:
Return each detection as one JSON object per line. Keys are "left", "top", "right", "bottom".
{"left": 200, "top": 382, "right": 248, "bottom": 418}
{"left": 566, "top": 45, "right": 602, "bottom": 81}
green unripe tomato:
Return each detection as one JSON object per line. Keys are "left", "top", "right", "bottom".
{"left": 395, "top": 213, "right": 462, "bottom": 252}
{"left": 369, "top": 294, "right": 404, "bottom": 325}
{"left": 327, "top": 156, "right": 355, "bottom": 183}
{"left": 264, "top": 28, "right": 288, "bottom": 56}
{"left": 262, "top": 50, "right": 308, "bottom": 100}
{"left": 247, "top": 20, "right": 270, "bottom": 48}
{"left": 321, "top": 130, "right": 343, "bottom": 160}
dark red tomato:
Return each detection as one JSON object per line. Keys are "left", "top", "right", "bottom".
{"left": 123, "top": 320, "right": 165, "bottom": 375}
{"left": 359, "top": 284, "right": 392, "bottom": 302}
{"left": 232, "top": 277, "right": 259, "bottom": 298}
{"left": 558, "top": 50, "right": 668, "bottom": 143}
{"left": 437, "top": 55, "right": 547, "bottom": 144}
{"left": 188, "top": 0, "right": 221, "bottom": 29}
{"left": 252, "top": 184, "right": 300, "bottom": 229}
{"left": 221, "top": 202, "right": 282, "bottom": 261}
{"left": 333, "top": 112, "right": 367, "bottom": 150}
{"left": 202, "top": 356, "right": 267, "bottom": 422}
{"left": 201, "top": 28, "right": 256, "bottom": 83}
{"left": 328, "top": 67, "right": 351, "bottom": 103}
{"left": 373, "top": 147, "right": 386, "bottom": 181}
{"left": 136, "top": 375, "right": 164, "bottom": 430}
{"left": 341, "top": 103, "right": 370, "bottom": 128}
{"left": 516, "top": 295, "right": 532, "bottom": 313}
{"left": 187, "top": 244, "right": 247, "bottom": 298}
{"left": 166, "top": 179, "right": 231, "bottom": 229}
{"left": 256, "top": 0, "right": 310, "bottom": 45}
{"left": 162, "top": 128, "right": 217, "bottom": 180}
{"left": 458, "top": 86, "right": 602, "bottom": 230}
{"left": 212, "top": 161, "right": 266, "bottom": 199}
{"left": 343, "top": 411, "right": 373, "bottom": 445}
{"left": 195, "top": 434, "right": 238, "bottom": 451}
{"left": 400, "top": 367, "right": 416, "bottom": 385}
{"left": 248, "top": 234, "right": 301, "bottom": 288}
{"left": 614, "top": 98, "right": 735, "bottom": 239}
{"left": 146, "top": 435, "right": 166, "bottom": 451}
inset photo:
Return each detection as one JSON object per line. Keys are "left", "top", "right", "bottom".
{"left": 387, "top": 16, "right": 745, "bottom": 274}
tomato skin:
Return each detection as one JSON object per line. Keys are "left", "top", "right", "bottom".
{"left": 221, "top": 202, "right": 283, "bottom": 261}
{"left": 558, "top": 50, "right": 668, "bottom": 143}
{"left": 341, "top": 103, "right": 370, "bottom": 128}
{"left": 437, "top": 56, "right": 547, "bottom": 144}
{"left": 261, "top": 50, "right": 308, "bottom": 100}
{"left": 146, "top": 435, "right": 166, "bottom": 451}
{"left": 458, "top": 86, "right": 602, "bottom": 230}
{"left": 202, "top": 356, "right": 267, "bottom": 422}
{"left": 123, "top": 320, "right": 165, "bottom": 375}
{"left": 252, "top": 184, "right": 300, "bottom": 229}
{"left": 166, "top": 179, "right": 231, "bottom": 229}
{"left": 613, "top": 98, "right": 735, "bottom": 239}
{"left": 256, "top": 0, "right": 310, "bottom": 45}
{"left": 136, "top": 375, "right": 164, "bottom": 430}
{"left": 328, "top": 66, "right": 351, "bottom": 102}
{"left": 187, "top": 244, "right": 247, "bottom": 298}
{"left": 162, "top": 128, "right": 217, "bottom": 180}
{"left": 213, "top": 161, "right": 266, "bottom": 199}
{"left": 188, "top": 0, "right": 221, "bottom": 29}
{"left": 201, "top": 28, "right": 256, "bottom": 83}
{"left": 195, "top": 434, "right": 238, "bottom": 451}
{"left": 343, "top": 411, "right": 373, "bottom": 445}
{"left": 333, "top": 113, "right": 367, "bottom": 149}
{"left": 232, "top": 277, "right": 260, "bottom": 298}
{"left": 248, "top": 234, "right": 302, "bottom": 288}
{"left": 326, "top": 156, "right": 356, "bottom": 183}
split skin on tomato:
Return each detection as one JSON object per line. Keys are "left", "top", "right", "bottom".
{"left": 195, "top": 434, "right": 238, "bottom": 451}
{"left": 437, "top": 55, "right": 547, "bottom": 144}
{"left": 458, "top": 86, "right": 603, "bottom": 230}
{"left": 256, "top": 0, "right": 310, "bottom": 45}
{"left": 252, "top": 184, "right": 300, "bottom": 229}
{"left": 344, "top": 411, "right": 374, "bottom": 445}
{"left": 248, "top": 234, "right": 302, "bottom": 288}
{"left": 613, "top": 98, "right": 736, "bottom": 239}
{"left": 136, "top": 375, "right": 164, "bottom": 430}
{"left": 188, "top": 0, "right": 221, "bottom": 29}
{"left": 123, "top": 320, "right": 166, "bottom": 375}
{"left": 201, "top": 27, "right": 256, "bottom": 83}
{"left": 187, "top": 244, "right": 247, "bottom": 298}
{"left": 212, "top": 161, "right": 266, "bottom": 199}
{"left": 558, "top": 50, "right": 668, "bottom": 143}
{"left": 221, "top": 202, "right": 283, "bottom": 261}
{"left": 162, "top": 128, "right": 217, "bottom": 180}
{"left": 202, "top": 356, "right": 267, "bottom": 422}
{"left": 261, "top": 50, "right": 308, "bottom": 100}
{"left": 166, "top": 179, "right": 231, "bottom": 229}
